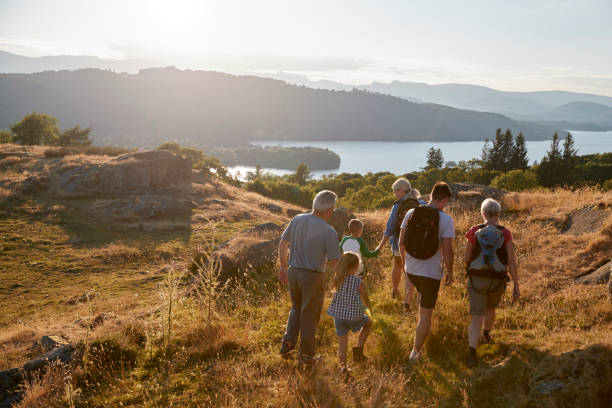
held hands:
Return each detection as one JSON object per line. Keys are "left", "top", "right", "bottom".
{"left": 279, "top": 266, "right": 288, "bottom": 286}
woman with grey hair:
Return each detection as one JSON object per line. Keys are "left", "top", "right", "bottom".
{"left": 376, "top": 178, "right": 423, "bottom": 306}
{"left": 464, "top": 198, "right": 520, "bottom": 367}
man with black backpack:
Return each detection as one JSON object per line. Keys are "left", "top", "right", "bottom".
{"left": 399, "top": 182, "right": 455, "bottom": 362}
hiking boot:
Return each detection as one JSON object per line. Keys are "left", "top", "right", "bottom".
{"left": 392, "top": 289, "right": 400, "bottom": 299}
{"left": 297, "top": 354, "right": 321, "bottom": 371}
{"left": 352, "top": 346, "right": 368, "bottom": 363}
{"left": 467, "top": 347, "right": 478, "bottom": 368}
{"left": 481, "top": 331, "right": 494, "bottom": 345}
{"left": 280, "top": 340, "right": 294, "bottom": 359}
{"left": 339, "top": 366, "right": 351, "bottom": 381}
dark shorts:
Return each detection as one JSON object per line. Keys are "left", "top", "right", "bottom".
{"left": 407, "top": 273, "right": 441, "bottom": 309}
{"left": 333, "top": 316, "right": 370, "bottom": 336}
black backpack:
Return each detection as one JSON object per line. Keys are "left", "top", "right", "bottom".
{"left": 394, "top": 198, "right": 420, "bottom": 236}
{"left": 403, "top": 206, "right": 441, "bottom": 260}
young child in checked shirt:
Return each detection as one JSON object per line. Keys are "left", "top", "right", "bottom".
{"left": 327, "top": 252, "right": 373, "bottom": 374}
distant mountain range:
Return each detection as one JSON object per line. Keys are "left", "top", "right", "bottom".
{"left": 263, "top": 73, "right": 612, "bottom": 131}
{"left": 0, "top": 68, "right": 565, "bottom": 147}
{"left": 2, "top": 50, "right": 610, "bottom": 132}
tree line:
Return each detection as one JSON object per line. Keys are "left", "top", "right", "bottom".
{"left": 1, "top": 112, "right": 93, "bottom": 146}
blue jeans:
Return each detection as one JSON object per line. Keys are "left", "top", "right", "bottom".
{"left": 282, "top": 267, "right": 326, "bottom": 360}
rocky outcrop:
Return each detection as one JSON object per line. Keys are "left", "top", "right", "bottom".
{"left": 259, "top": 203, "right": 282, "bottom": 214}
{"left": 562, "top": 207, "right": 610, "bottom": 235}
{"left": 327, "top": 207, "right": 356, "bottom": 240}
{"left": 575, "top": 261, "right": 611, "bottom": 285}
{"left": 243, "top": 222, "right": 283, "bottom": 235}
{"left": 246, "top": 238, "right": 280, "bottom": 269}
{"left": 48, "top": 150, "right": 192, "bottom": 198}
{"left": 446, "top": 183, "right": 506, "bottom": 208}
{"left": 286, "top": 208, "right": 303, "bottom": 218}
{"left": 0, "top": 336, "right": 74, "bottom": 407}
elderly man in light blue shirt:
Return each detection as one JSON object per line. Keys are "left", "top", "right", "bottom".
{"left": 278, "top": 190, "right": 341, "bottom": 369}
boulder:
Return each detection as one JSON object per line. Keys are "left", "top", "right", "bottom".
{"left": 246, "top": 238, "right": 280, "bottom": 269}
{"left": 327, "top": 207, "right": 356, "bottom": 240}
{"left": 575, "top": 261, "right": 611, "bottom": 285}
{"left": 50, "top": 150, "right": 192, "bottom": 198}
{"left": 442, "top": 183, "right": 506, "bottom": 209}
{"left": 286, "top": 208, "right": 303, "bottom": 218}
{"left": 532, "top": 380, "right": 566, "bottom": 395}
{"left": 244, "top": 222, "right": 283, "bottom": 235}
{"left": 562, "top": 207, "right": 610, "bottom": 235}
{"left": 259, "top": 203, "right": 282, "bottom": 214}
{"left": 17, "top": 174, "right": 47, "bottom": 193}
{"left": 74, "top": 312, "right": 118, "bottom": 329}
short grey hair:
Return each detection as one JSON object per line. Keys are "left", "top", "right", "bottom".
{"left": 313, "top": 190, "right": 337, "bottom": 212}
{"left": 392, "top": 178, "right": 412, "bottom": 193}
{"left": 481, "top": 198, "right": 501, "bottom": 218}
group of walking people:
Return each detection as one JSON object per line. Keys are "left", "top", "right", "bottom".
{"left": 277, "top": 179, "right": 520, "bottom": 373}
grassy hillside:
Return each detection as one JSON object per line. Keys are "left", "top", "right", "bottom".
{"left": 1, "top": 148, "right": 611, "bottom": 407}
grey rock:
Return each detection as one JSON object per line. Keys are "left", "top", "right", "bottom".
{"left": 575, "top": 261, "right": 611, "bottom": 285}
{"left": 66, "top": 292, "right": 96, "bottom": 305}
{"left": 532, "top": 380, "right": 566, "bottom": 395}
{"left": 50, "top": 150, "right": 192, "bottom": 198}
{"left": 327, "top": 207, "right": 356, "bottom": 240}
{"left": 17, "top": 174, "right": 47, "bottom": 193}
{"left": 286, "top": 208, "right": 303, "bottom": 218}
{"left": 244, "top": 222, "right": 283, "bottom": 235}
{"left": 74, "top": 312, "right": 118, "bottom": 329}
{"left": 40, "top": 336, "right": 69, "bottom": 350}
{"left": 259, "top": 203, "right": 282, "bottom": 214}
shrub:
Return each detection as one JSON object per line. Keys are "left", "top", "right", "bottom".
{"left": 604, "top": 178, "right": 612, "bottom": 191}
{"left": 491, "top": 169, "right": 539, "bottom": 192}
{"left": 0, "top": 129, "right": 13, "bottom": 143}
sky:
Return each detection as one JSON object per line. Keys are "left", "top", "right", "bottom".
{"left": 1, "top": 0, "right": 612, "bottom": 95}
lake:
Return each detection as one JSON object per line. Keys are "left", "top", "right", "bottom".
{"left": 228, "top": 130, "right": 612, "bottom": 179}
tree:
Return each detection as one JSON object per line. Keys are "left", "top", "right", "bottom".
{"left": 0, "top": 130, "right": 12, "bottom": 143}
{"left": 511, "top": 132, "right": 529, "bottom": 170}
{"left": 293, "top": 163, "right": 311, "bottom": 185}
{"left": 157, "top": 142, "right": 182, "bottom": 153}
{"left": 10, "top": 112, "right": 60, "bottom": 145}
{"left": 482, "top": 129, "right": 515, "bottom": 171}
{"left": 57, "top": 126, "right": 93, "bottom": 146}
{"left": 536, "top": 133, "right": 564, "bottom": 187}
{"left": 562, "top": 132, "right": 578, "bottom": 162}
{"left": 425, "top": 147, "right": 444, "bottom": 170}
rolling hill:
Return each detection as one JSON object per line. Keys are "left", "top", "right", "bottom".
{"left": 0, "top": 68, "right": 564, "bottom": 148}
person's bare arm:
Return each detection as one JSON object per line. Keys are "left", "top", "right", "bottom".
{"left": 359, "top": 281, "right": 372, "bottom": 316}
{"left": 278, "top": 239, "right": 290, "bottom": 285}
{"left": 464, "top": 241, "right": 473, "bottom": 265}
{"left": 398, "top": 228, "right": 407, "bottom": 263}
{"left": 505, "top": 241, "right": 520, "bottom": 303}
{"left": 442, "top": 237, "right": 454, "bottom": 285}
{"left": 375, "top": 235, "right": 389, "bottom": 252}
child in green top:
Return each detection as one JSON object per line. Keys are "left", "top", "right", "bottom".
{"left": 340, "top": 219, "right": 381, "bottom": 277}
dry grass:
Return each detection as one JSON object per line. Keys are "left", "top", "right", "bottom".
{"left": 2, "top": 177, "right": 612, "bottom": 407}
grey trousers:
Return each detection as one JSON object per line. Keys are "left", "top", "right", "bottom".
{"left": 282, "top": 267, "right": 326, "bottom": 359}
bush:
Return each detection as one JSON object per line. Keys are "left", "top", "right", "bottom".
{"left": 491, "top": 169, "right": 539, "bottom": 192}
{"left": 604, "top": 179, "right": 612, "bottom": 191}
{"left": 0, "top": 129, "right": 13, "bottom": 143}
{"left": 44, "top": 145, "right": 130, "bottom": 158}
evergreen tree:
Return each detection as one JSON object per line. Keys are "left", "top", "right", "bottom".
{"left": 511, "top": 132, "right": 529, "bottom": 170}
{"left": 481, "top": 138, "right": 491, "bottom": 167}
{"left": 500, "top": 129, "right": 515, "bottom": 171}
{"left": 483, "top": 128, "right": 516, "bottom": 171}
{"left": 537, "top": 132, "right": 565, "bottom": 187}
{"left": 425, "top": 147, "right": 444, "bottom": 170}
{"left": 562, "top": 132, "right": 578, "bottom": 161}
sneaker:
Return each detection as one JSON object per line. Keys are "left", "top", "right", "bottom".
{"left": 280, "top": 340, "right": 294, "bottom": 359}
{"left": 408, "top": 349, "right": 420, "bottom": 363}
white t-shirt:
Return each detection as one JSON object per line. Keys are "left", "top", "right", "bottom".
{"left": 400, "top": 207, "right": 455, "bottom": 280}
{"left": 340, "top": 237, "right": 364, "bottom": 274}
